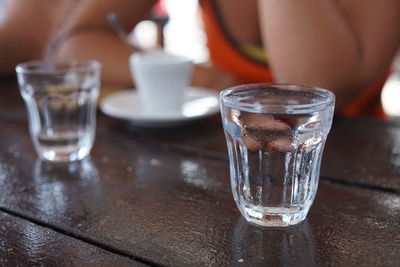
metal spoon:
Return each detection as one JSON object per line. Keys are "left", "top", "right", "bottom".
{"left": 107, "top": 12, "right": 134, "bottom": 49}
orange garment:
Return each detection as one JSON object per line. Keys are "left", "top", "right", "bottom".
{"left": 200, "top": 0, "right": 388, "bottom": 119}
{"left": 200, "top": 0, "right": 273, "bottom": 84}
{"left": 341, "top": 71, "right": 389, "bottom": 118}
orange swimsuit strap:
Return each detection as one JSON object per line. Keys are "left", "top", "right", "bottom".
{"left": 340, "top": 71, "right": 389, "bottom": 119}
{"left": 199, "top": 0, "right": 274, "bottom": 84}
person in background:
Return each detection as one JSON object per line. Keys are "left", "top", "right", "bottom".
{"left": 200, "top": 0, "right": 400, "bottom": 118}
{"left": 0, "top": 0, "right": 75, "bottom": 74}
{"left": 3, "top": 0, "right": 400, "bottom": 119}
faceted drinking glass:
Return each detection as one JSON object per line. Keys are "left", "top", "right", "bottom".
{"left": 220, "top": 83, "right": 335, "bottom": 227}
{"left": 16, "top": 60, "right": 101, "bottom": 162}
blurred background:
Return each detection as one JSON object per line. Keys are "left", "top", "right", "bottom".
{"left": 1, "top": 0, "right": 399, "bottom": 121}
{"left": 131, "top": 0, "right": 208, "bottom": 64}
{"left": 135, "top": 0, "right": 400, "bottom": 122}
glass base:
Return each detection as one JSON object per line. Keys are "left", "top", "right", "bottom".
{"left": 38, "top": 146, "right": 91, "bottom": 162}
{"left": 241, "top": 206, "right": 309, "bottom": 227}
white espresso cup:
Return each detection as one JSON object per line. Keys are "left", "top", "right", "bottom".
{"left": 130, "top": 50, "right": 193, "bottom": 114}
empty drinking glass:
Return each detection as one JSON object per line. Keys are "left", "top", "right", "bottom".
{"left": 220, "top": 83, "right": 335, "bottom": 227}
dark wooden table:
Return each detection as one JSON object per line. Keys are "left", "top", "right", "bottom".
{"left": 0, "top": 75, "right": 399, "bottom": 266}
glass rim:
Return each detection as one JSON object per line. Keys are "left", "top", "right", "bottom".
{"left": 220, "top": 83, "right": 335, "bottom": 114}
{"left": 130, "top": 50, "right": 192, "bottom": 66}
{"left": 15, "top": 59, "right": 101, "bottom": 75}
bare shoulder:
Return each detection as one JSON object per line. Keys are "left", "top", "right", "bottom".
{"left": 337, "top": 0, "right": 400, "bottom": 76}
{"left": 337, "top": 0, "right": 400, "bottom": 32}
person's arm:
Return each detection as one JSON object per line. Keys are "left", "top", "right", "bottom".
{"left": 55, "top": 0, "right": 157, "bottom": 87}
{"left": 257, "top": 0, "right": 400, "bottom": 109}
{"left": 0, "top": 0, "right": 71, "bottom": 73}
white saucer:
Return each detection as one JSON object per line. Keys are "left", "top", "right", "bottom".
{"left": 100, "top": 86, "right": 220, "bottom": 127}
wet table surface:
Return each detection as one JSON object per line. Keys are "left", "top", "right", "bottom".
{"left": 0, "top": 75, "right": 399, "bottom": 266}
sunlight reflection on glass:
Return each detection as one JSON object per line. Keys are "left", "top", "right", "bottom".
{"left": 182, "top": 96, "right": 219, "bottom": 117}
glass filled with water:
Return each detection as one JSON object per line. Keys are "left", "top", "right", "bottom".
{"left": 16, "top": 59, "right": 101, "bottom": 162}
{"left": 220, "top": 83, "right": 335, "bottom": 227}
